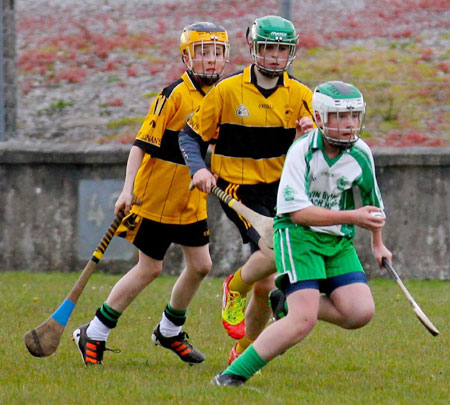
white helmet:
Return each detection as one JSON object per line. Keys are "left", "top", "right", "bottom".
{"left": 312, "top": 81, "right": 366, "bottom": 150}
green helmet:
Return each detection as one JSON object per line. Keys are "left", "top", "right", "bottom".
{"left": 312, "top": 81, "right": 366, "bottom": 150}
{"left": 247, "top": 15, "right": 298, "bottom": 77}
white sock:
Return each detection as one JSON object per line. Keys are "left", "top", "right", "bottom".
{"left": 86, "top": 316, "right": 111, "bottom": 341}
{"left": 159, "top": 312, "right": 182, "bottom": 337}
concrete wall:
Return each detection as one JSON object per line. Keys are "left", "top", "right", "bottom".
{"left": 0, "top": 142, "right": 449, "bottom": 279}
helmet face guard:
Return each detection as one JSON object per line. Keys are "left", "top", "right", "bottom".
{"left": 312, "top": 81, "right": 366, "bottom": 150}
{"left": 247, "top": 15, "right": 298, "bottom": 77}
{"left": 180, "top": 22, "right": 230, "bottom": 85}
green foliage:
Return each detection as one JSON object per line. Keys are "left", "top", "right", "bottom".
{"left": 107, "top": 117, "right": 145, "bottom": 128}
{"left": 51, "top": 99, "right": 75, "bottom": 109}
{"left": 143, "top": 91, "right": 159, "bottom": 98}
{"left": 107, "top": 75, "right": 121, "bottom": 83}
{"left": 37, "top": 99, "right": 75, "bottom": 116}
{"left": 1, "top": 272, "right": 448, "bottom": 404}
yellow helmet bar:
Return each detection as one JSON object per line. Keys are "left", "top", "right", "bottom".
{"left": 179, "top": 22, "right": 230, "bottom": 85}
{"left": 180, "top": 22, "right": 229, "bottom": 56}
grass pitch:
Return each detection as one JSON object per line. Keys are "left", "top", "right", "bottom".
{"left": 1, "top": 271, "right": 448, "bottom": 404}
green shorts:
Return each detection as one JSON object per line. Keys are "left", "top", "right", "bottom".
{"left": 274, "top": 225, "right": 364, "bottom": 284}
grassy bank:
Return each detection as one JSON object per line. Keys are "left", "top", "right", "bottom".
{"left": 293, "top": 38, "right": 450, "bottom": 147}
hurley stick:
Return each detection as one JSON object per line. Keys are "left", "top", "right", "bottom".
{"left": 24, "top": 210, "right": 126, "bottom": 357}
{"left": 382, "top": 258, "right": 439, "bottom": 337}
{"left": 191, "top": 182, "right": 274, "bottom": 248}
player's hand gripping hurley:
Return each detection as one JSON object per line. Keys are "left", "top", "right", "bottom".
{"left": 382, "top": 258, "right": 439, "bottom": 336}
{"left": 24, "top": 210, "right": 127, "bottom": 357}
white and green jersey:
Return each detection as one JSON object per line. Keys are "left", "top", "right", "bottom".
{"left": 275, "top": 129, "right": 384, "bottom": 238}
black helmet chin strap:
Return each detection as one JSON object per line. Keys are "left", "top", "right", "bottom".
{"left": 322, "top": 131, "right": 359, "bottom": 151}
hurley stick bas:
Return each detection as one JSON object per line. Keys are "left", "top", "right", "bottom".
{"left": 195, "top": 183, "right": 274, "bottom": 248}
{"left": 24, "top": 211, "right": 126, "bottom": 357}
{"left": 382, "top": 258, "right": 439, "bottom": 337}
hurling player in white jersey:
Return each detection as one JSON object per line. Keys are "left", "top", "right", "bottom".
{"left": 212, "top": 81, "right": 392, "bottom": 387}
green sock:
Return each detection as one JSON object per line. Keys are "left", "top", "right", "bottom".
{"left": 164, "top": 304, "right": 187, "bottom": 326}
{"left": 97, "top": 301, "right": 122, "bottom": 328}
{"left": 223, "top": 344, "right": 267, "bottom": 380}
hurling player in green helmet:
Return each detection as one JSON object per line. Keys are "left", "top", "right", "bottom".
{"left": 248, "top": 14, "right": 298, "bottom": 78}
{"left": 212, "top": 81, "right": 392, "bottom": 387}
{"left": 179, "top": 14, "right": 314, "bottom": 370}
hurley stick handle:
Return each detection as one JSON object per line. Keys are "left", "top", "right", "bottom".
{"left": 210, "top": 185, "right": 234, "bottom": 206}
{"left": 66, "top": 210, "right": 125, "bottom": 304}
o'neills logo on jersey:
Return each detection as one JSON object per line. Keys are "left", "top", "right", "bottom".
{"left": 259, "top": 103, "right": 274, "bottom": 109}
{"left": 236, "top": 104, "right": 250, "bottom": 117}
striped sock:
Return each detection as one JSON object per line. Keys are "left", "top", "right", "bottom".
{"left": 95, "top": 301, "right": 122, "bottom": 329}
{"left": 164, "top": 304, "right": 187, "bottom": 326}
{"left": 223, "top": 344, "right": 267, "bottom": 380}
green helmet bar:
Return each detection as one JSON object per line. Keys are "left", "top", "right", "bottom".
{"left": 312, "top": 81, "right": 366, "bottom": 150}
{"left": 316, "top": 81, "right": 364, "bottom": 101}
{"left": 247, "top": 15, "right": 298, "bottom": 77}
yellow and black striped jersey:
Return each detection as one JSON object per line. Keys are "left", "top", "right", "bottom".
{"left": 186, "top": 65, "right": 313, "bottom": 185}
{"left": 131, "top": 71, "right": 210, "bottom": 224}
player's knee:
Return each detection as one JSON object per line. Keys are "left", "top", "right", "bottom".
{"left": 344, "top": 305, "right": 375, "bottom": 329}
{"left": 259, "top": 243, "right": 274, "bottom": 261}
{"left": 301, "top": 315, "right": 317, "bottom": 334}
{"left": 187, "top": 258, "right": 212, "bottom": 278}
{"left": 356, "top": 306, "right": 374, "bottom": 328}
{"left": 140, "top": 262, "right": 163, "bottom": 283}
{"left": 195, "top": 260, "right": 212, "bottom": 277}
{"left": 287, "top": 314, "right": 317, "bottom": 342}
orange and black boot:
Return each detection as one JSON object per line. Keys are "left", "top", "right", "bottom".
{"left": 151, "top": 323, "right": 204, "bottom": 365}
{"left": 72, "top": 324, "right": 106, "bottom": 365}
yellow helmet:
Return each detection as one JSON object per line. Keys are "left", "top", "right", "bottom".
{"left": 180, "top": 22, "right": 230, "bottom": 85}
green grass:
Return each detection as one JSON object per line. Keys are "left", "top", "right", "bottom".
{"left": 1, "top": 272, "right": 448, "bottom": 404}
{"left": 106, "top": 117, "right": 145, "bottom": 129}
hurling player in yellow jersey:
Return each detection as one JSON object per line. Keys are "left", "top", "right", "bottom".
{"left": 72, "top": 22, "right": 230, "bottom": 366}
{"left": 179, "top": 15, "right": 314, "bottom": 365}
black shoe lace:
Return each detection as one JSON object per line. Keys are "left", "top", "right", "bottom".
{"left": 178, "top": 332, "right": 195, "bottom": 349}
{"left": 105, "top": 347, "right": 121, "bottom": 354}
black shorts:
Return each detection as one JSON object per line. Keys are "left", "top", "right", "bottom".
{"left": 116, "top": 214, "right": 210, "bottom": 261}
{"left": 216, "top": 178, "right": 278, "bottom": 252}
